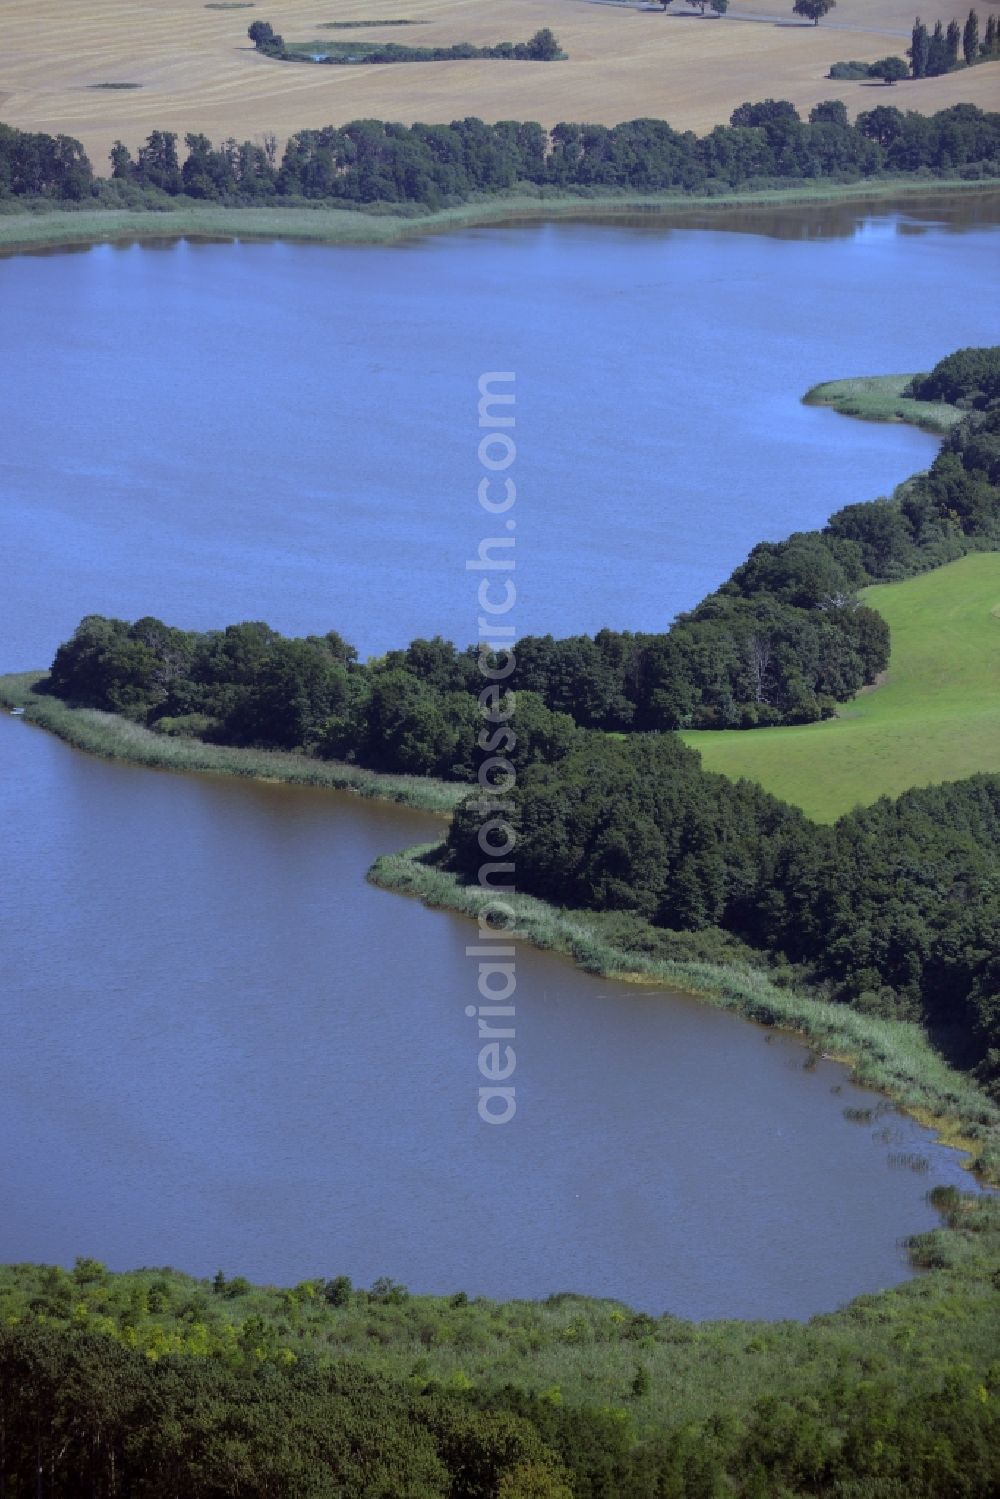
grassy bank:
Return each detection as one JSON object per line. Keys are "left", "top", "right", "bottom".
{"left": 0, "top": 673, "right": 462, "bottom": 815}
{"left": 369, "top": 842, "right": 1000, "bottom": 1183}
{"left": 0, "top": 179, "right": 997, "bottom": 256}
{"left": 685, "top": 553, "right": 1000, "bottom": 822}
{"left": 803, "top": 371, "right": 965, "bottom": 434}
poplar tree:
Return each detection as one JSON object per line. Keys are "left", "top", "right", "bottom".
{"left": 910, "top": 16, "right": 930, "bottom": 76}
{"left": 963, "top": 8, "right": 979, "bottom": 65}
{"left": 946, "top": 18, "right": 962, "bottom": 65}
{"left": 927, "top": 18, "right": 949, "bottom": 73}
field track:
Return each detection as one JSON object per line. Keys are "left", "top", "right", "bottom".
{"left": 1, "top": 0, "right": 998, "bottom": 170}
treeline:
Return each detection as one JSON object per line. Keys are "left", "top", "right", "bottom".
{"left": 1, "top": 1193, "right": 998, "bottom": 1497}
{"left": 449, "top": 737, "right": 1000, "bottom": 1086}
{"left": 2, "top": 100, "right": 999, "bottom": 207}
{"left": 47, "top": 387, "right": 1000, "bottom": 764}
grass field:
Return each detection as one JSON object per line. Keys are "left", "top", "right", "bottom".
{"left": 803, "top": 372, "right": 965, "bottom": 435}
{"left": 0, "top": 0, "right": 997, "bottom": 170}
{"left": 684, "top": 553, "right": 1000, "bottom": 823}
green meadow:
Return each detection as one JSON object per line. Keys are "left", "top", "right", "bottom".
{"left": 684, "top": 552, "right": 1000, "bottom": 823}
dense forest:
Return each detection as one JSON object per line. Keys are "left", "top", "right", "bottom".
{"left": 1, "top": 99, "right": 999, "bottom": 207}
{"left": 0, "top": 1185, "right": 997, "bottom": 1496}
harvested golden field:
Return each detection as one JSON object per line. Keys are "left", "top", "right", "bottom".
{"left": 1, "top": 0, "right": 998, "bottom": 170}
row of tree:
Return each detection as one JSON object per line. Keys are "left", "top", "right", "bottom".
{"left": 910, "top": 10, "right": 1000, "bottom": 77}
{"left": 2, "top": 100, "right": 999, "bottom": 206}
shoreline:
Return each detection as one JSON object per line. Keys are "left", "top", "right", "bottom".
{"left": 0, "top": 673, "right": 461, "bottom": 816}
{"left": 369, "top": 841, "right": 1000, "bottom": 1184}
{"left": 9, "top": 671, "right": 998, "bottom": 1175}
{"left": 7, "top": 665, "right": 996, "bottom": 1182}
{"left": 1, "top": 178, "right": 998, "bottom": 257}
{"left": 802, "top": 372, "right": 964, "bottom": 435}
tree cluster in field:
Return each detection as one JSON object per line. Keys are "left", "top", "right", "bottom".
{"left": 249, "top": 19, "right": 565, "bottom": 64}
{"left": 833, "top": 10, "right": 1000, "bottom": 86}
{"left": 910, "top": 10, "right": 1000, "bottom": 77}
{"left": 0, "top": 1190, "right": 998, "bottom": 1496}
{"left": 2, "top": 98, "right": 999, "bottom": 208}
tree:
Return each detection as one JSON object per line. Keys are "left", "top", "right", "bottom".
{"left": 109, "top": 140, "right": 132, "bottom": 179}
{"left": 963, "top": 9, "right": 979, "bottom": 65}
{"left": 793, "top": 0, "right": 836, "bottom": 24}
{"left": 247, "top": 20, "right": 274, "bottom": 47}
{"left": 524, "top": 28, "right": 561, "bottom": 60}
{"left": 927, "top": 19, "right": 949, "bottom": 73}
{"left": 810, "top": 99, "right": 849, "bottom": 126}
{"left": 910, "top": 16, "right": 930, "bottom": 76}
{"left": 870, "top": 55, "right": 909, "bottom": 84}
{"left": 946, "top": 18, "right": 962, "bottom": 66}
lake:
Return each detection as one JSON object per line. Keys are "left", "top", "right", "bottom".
{"left": 1, "top": 200, "right": 996, "bottom": 1317}
{"left": 4, "top": 200, "right": 999, "bottom": 668}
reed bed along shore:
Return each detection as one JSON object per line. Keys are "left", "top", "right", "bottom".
{"left": 370, "top": 841, "right": 1000, "bottom": 1183}
{"left": 803, "top": 372, "right": 964, "bottom": 434}
{"left": 0, "top": 179, "right": 998, "bottom": 257}
{"left": 0, "top": 674, "right": 461, "bottom": 814}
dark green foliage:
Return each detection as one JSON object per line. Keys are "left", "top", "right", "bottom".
{"left": 910, "top": 16, "right": 931, "bottom": 76}
{"left": 793, "top": 0, "right": 836, "bottom": 22}
{"left": 0, "top": 121, "right": 92, "bottom": 199}
{"left": 810, "top": 99, "right": 850, "bottom": 125}
{"left": 5, "top": 93, "right": 1000, "bottom": 212}
{"left": 827, "top": 60, "right": 876, "bottom": 80}
{"left": 906, "top": 345, "right": 1000, "bottom": 411}
{"left": 870, "top": 56, "right": 910, "bottom": 85}
{"left": 964, "top": 9, "right": 980, "bottom": 66}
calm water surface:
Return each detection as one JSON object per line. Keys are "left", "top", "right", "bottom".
{"left": 1, "top": 203, "right": 996, "bottom": 1316}
{"left": 0, "top": 711, "right": 975, "bottom": 1318}
{"left": 2, "top": 204, "right": 998, "bottom": 666}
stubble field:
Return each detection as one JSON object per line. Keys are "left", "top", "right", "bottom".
{"left": 1, "top": 0, "right": 998, "bottom": 172}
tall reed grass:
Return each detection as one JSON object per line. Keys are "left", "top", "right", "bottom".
{"left": 0, "top": 674, "right": 462, "bottom": 814}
